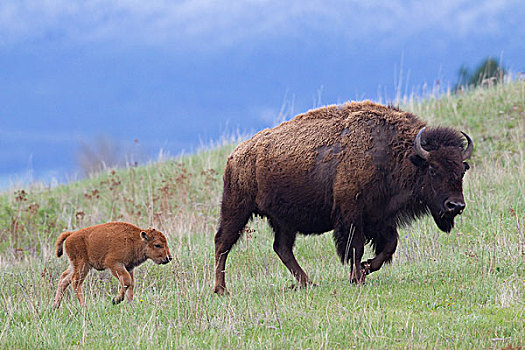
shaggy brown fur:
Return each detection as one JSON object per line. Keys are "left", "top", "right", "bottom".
{"left": 53, "top": 222, "right": 172, "bottom": 308}
{"left": 214, "top": 101, "right": 473, "bottom": 294}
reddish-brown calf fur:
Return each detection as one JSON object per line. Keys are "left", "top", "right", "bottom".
{"left": 53, "top": 222, "right": 171, "bottom": 308}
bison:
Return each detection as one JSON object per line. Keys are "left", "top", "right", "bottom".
{"left": 214, "top": 101, "right": 473, "bottom": 294}
{"left": 53, "top": 222, "right": 172, "bottom": 308}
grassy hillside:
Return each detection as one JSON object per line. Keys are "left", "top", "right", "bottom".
{"left": 0, "top": 82, "right": 524, "bottom": 349}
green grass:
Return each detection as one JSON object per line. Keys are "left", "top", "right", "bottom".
{"left": 1, "top": 82, "right": 524, "bottom": 349}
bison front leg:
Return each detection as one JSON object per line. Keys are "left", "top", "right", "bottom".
{"left": 362, "top": 226, "right": 398, "bottom": 275}
{"left": 110, "top": 264, "right": 133, "bottom": 304}
{"left": 125, "top": 270, "right": 135, "bottom": 303}
{"left": 349, "top": 238, "right": 366, "bottom": 284}
{"left": 334, "top": 223, "right": 366, "bottom": 284}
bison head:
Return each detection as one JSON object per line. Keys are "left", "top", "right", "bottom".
{"left": 141, "top": 229, "right": 172, "bottom": 264}
{"left": 410, "top": 127, "right": 473, "bottom": 232}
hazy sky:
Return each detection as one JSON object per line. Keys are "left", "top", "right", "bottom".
{"left": 1, "top": 0, "right": 524, "bottom": 187}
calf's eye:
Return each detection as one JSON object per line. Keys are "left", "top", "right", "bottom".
{"left": 154, "top": 244, "right": 162, "bottom": 249}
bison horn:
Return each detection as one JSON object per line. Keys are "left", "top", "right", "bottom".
{"left": 461, "top": 131, "right": 473, "bottom": 161}
{"left": 414, "top": 127, "right": 430, "bottom": 160}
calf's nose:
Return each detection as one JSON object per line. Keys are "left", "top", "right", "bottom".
{"left": 444, "top": 199, "right": 465, "bottom": 215}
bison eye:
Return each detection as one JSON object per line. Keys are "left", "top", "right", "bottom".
{"left": 429, "top": 167, "right": 437, "bottom": 177}
{"left": 154, "top": 244, "right": 162, "bottom": 249}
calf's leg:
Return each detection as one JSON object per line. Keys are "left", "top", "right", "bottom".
{"left": 71, "top": 262, "right": 91, "bottom": 307}
{"left": 110, "top": 264, "right": 133, "bottom": 304}
{"left": 125, "top": 270, "right": 135, "bottom": 303}
{"left": 53, "top": 266, "right": 73, "bottom": 309}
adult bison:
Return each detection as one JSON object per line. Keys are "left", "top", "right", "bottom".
{"left": 214, "top": 101, "right": 473, "bottom": 295}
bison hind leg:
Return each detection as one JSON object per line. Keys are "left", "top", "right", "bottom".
{"left": 71, "top": 262, "right": 91, "bottom": 307}
{"left": 213, "top": 206, "right": 254, "bottom": 295}
{"left": 269, "top": 218, "right": 313, "bottom": 288}
{"left": 53, "top": 266, "right": 73, "bottom": 309}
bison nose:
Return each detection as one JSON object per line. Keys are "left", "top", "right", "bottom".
{"left": 166, "top": 255, "right": 172, "bottom": 263}
{"left": 444, "top": 200, "right": 465, "bottom": 215}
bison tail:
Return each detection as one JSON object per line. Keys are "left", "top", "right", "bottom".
{"left": 55, "top": 231, "right": 73, "bottom": 257}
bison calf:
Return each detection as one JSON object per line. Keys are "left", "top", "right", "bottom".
{"left": 53, "top": 222, "right": 172, "bottom": 308}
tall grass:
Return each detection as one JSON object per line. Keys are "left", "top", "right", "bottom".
{"left": 0, "top": 82, "right": 524, "bottom": 349}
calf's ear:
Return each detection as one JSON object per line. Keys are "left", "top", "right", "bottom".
{"left": 141, "top": 231, "right": 149, "bottom": 241}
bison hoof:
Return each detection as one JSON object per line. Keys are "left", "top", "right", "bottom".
{"left": 350, "top": 269, "right": 367, "bottom": 284}
{"left": 289, "top": 282, "right": 317, "bottom": 290}
{"left": 351, "top": 277, "right": 366, "bottom": 284}
{"left": 361, "top": 261, "right": 371, "bottom": 275}
{"left": 112, "top": 297, "right": 123, "bottom": 305}
{"left": 213, "top": 286, "right": 229, "bottom": 296}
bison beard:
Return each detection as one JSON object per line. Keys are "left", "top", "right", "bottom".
{"left": 214, "top": 101, "right": 473, "bottom": 295}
